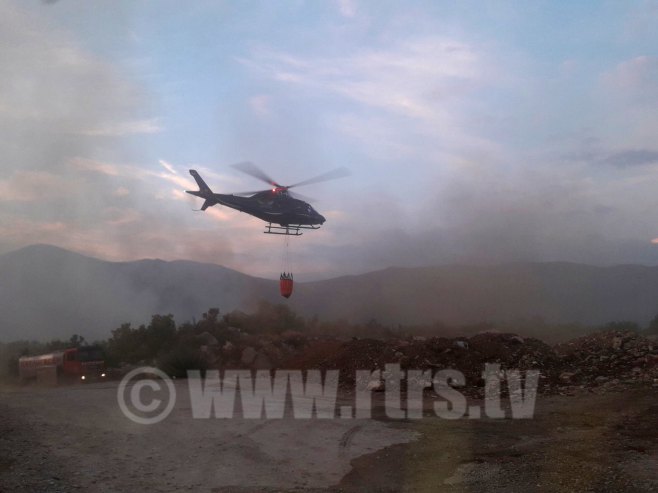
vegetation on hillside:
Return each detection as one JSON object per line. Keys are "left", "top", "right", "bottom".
{"left": 1, "top": 301, "right": 656, "bottom": 380}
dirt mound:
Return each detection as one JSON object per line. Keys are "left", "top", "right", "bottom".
{"left": 210, "top": 329, "right": 657, "bottom": 395}
{"left": 300, "top": 333, "right": 560, "bottom": 395}
{"left": 554, "top": 330, "right": 657, "bottom": 390}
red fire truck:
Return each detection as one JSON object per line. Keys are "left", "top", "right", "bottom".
{"left": 18, "top": 346, "right": 106, "bottom": 382}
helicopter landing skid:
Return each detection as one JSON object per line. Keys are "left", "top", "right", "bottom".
{"left": 264, "top": 223, "right": 321, "bottom": 236}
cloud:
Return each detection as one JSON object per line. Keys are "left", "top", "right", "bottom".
{"left": 0, "top": 217, "right": 69, "bottom": 245}
{"left": 0, "top": 170, "right": 75, "bottom": 202}
{"left": 248, "top": 94, "right": 272, "bottom": 118}
{"left": 240, "top": 36, "right": 658, "bottom": 275}
{"left": 602, "top": 56, "right": 658, "bottom": 103}
{"left": 244, "top": 37, "right": 486, "bottom": 123}
{"left": 0, "top": 0, "right": 162, "bottom": 259}
{"left": 0, "top": 4, "right": 152, "bottom": 133}
{"left": 78, "top": 118, "right": 163, "bottom": 137}
{"left": 565, "top": 146, "right": 658, "bottom": 168}
{"left": 69, "top": 158, "right": 165, "bottom": 194}
{"left": 158, "top": 159, "right": 178, "bottom": 175}
{"left": 70, "top": 158, "right": 123, "bottom": 176}
{"left": 600, "top": 149, "right": 658, "bottom": 167}
{"left": 3, "top": 1, "right": 658, "bottom": 279}
{"left": 594, "top": 56, "right": 658, "bottom": 149}
{"left": 335, "top": 0, "right": 356, "bottom": 18}
{"left": 240, "top": 35, "right": 503, "bottom": 184}
{"left": 113, "top": 187, "right": 131, "bottom": 197}
{"left": 103, "top": 207, "right": 141, "bottom": 226}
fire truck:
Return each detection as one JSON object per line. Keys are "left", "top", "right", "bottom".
{"left": 18, "top": 346, "right": 106, "bottom": 382}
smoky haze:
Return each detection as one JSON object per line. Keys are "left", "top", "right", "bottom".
{"left": 3, "top": 244, "right": 658, "bottom": 342}
{"left": 1, "top": 1, "right": 658, "bottom": 281}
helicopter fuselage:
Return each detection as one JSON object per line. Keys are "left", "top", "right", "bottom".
{"left": 189, "top": 190, "right": 326, "bottom": 227}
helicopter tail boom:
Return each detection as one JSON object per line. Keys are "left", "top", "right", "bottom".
{"left": 188, "top": 170, "right": 212, "bottom": 195}
{"left": 186, "top": 170, "right": 217, "bottom": 211}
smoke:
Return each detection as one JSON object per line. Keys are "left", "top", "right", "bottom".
{"left": 2, "top": 1, "right": 658, "bottom": 279}
{"left": 236, "top": 36, "right": 658, "bottom": 277}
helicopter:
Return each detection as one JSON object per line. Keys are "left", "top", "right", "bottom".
{"left": 186, "top": 162, "right": 349, "bottom": 235}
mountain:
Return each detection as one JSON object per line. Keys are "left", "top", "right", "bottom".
{"left": 295, "top": 263, "right": 658, "bottom": 328}
{"left": 0, "top": 245, "right": 277, "bottom": 341}
{"left": 1, "top": 244, "right": 658, "bottom": 341}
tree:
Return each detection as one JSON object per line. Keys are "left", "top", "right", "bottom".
{"left": 69, "top": 334, "right": 87, "bottom": 348}
{"left": 106, "top": 315, "right": 178, "bottom": 365}
{"left": 106, "top": 323, "right": 152, "bottom": 364}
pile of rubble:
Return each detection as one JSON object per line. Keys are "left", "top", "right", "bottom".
{"left": 207, "top": 328, "right": 657, "bottom": 395}
{"left": 554, "top": 330, "right": 658, "bottom": 392}
{"left": 311, "top": 333, "right": 560, "bottom": 393}
{"left": 215, "top": 330, "right": 344, "bottom": 371}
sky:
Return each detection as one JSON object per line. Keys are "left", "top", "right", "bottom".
{"left": 1, "top": 0, "right": 658, "bottom": 279}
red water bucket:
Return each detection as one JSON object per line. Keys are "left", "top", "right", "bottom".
{"left": 280, "top": 275, "right": 293, "bottom": 298}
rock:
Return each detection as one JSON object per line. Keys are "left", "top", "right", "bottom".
{"left": 367, "top": 379, "right": 384, "bottom": 391}
{"left": 453, "top": 340, "right": 469, "bottom": 350}
{"left": 612, "top": 336, "right": 623, "bottom": 350}
{"left": 240, "top": 347, "right": 257, "bottom": 365}
{"left": 196, "top": 331, "right": 219, "bottom": 346}
{"left": 560, "top": 372, "right": 576, "bottom": 383}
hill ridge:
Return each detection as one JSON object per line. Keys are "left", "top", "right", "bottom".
{"left": 2, "top": 244, "right": 658, "bottom": 341}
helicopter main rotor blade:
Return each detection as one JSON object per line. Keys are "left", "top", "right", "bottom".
{"left": 231, "top": 161, "right": 281, "bottom": 187}
{"left": 288, "top": 190, "right": 316, "bottom": 203}
{"left": 288, "top": 166, "right": 350, "bottom": 189}
{"left": 234, "top": 189, "right": 316, "bottom": 202}
{"left": 233, "top": 189, "right": 269, "bottom": 197}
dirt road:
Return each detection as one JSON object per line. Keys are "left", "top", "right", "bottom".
{"left": 0, "top": 381, "right": 413, "bottom": 492}
{"left": 0, "top": 382, "right": 655, "bottom": 492}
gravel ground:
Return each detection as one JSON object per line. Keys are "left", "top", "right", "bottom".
{"left": 0, "top": 381, "right": 656, "bottom": 492}
{"left": 0, "top": 381, "right": 414, "bottom": 492}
